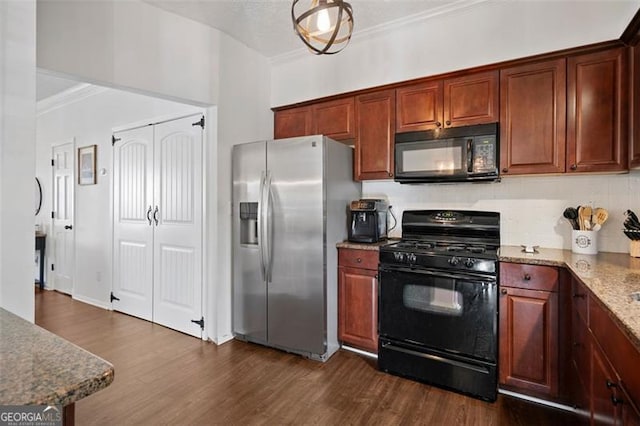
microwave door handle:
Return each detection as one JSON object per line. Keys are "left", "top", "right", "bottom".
{"left": 466, "top": 139, "right": 473, "bottom": 173}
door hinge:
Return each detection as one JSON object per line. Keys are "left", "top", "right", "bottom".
{"left": 51, "top": 159, "right": 54, "bottom": 167}
{"left": 191, "top": 317, "right": 204, "bottom": 330}
{"left": 51, "top": 211, "right": 55, "bottom": 219}
{"left": 112, "top": 135, "right": 121, "bottom": 146}
{"left": 51, "top": 264, "right": 55, "bottom": 271}
{"left": 110, "top": 292, "right": 120, "bottom": 303}
{"left": 192, "top": 116, "right": 205, "bottom": 129}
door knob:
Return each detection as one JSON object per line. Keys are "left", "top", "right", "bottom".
{"left": 64, "top": 225, "right": 73, "bottom": 230}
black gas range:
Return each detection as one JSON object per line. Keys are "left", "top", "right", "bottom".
{"left": 378, "top": 210, "right": 500, "bottom": 402}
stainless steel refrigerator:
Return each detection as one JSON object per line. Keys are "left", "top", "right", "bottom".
{"left": 232, "top": 135, "right": 360, "bottom": 361}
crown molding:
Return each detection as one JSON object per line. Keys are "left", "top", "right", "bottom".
{"left": 37, "top": 83, "right": 109, "bottom": 116}
{"left": 270, "top": 0, "right": 489, "bottom": 65}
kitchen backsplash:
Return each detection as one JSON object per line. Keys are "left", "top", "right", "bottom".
{"left": 363, "top": 171, "right": 640, "bottom": 254}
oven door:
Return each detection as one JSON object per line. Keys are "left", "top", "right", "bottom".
{"left": 378, "top": 265, "right": 497, "bottom": 362}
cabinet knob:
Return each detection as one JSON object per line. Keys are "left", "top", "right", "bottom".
{"left": 356, "top": 258, "right": 362, "bottom": 263}
{"left": 573, "top": 293, "right": 586, "bottom": 299}
{"left": 502, "top": 168, "right": 508, "bottom": 173}
{"left": 523, "top": 273, "right": 531, "bottom": 281}
{"left": 573, "top": 342, "right": 581, "bottom": 347}
{"left": 606, "top": 380, "right": 618, "bottom": 389}
{"left": 500, "top": 288, "right": 508, "bottom": 295}
{"left": 611, "top": 395, "right": 624, "bottom": 406}
{"left": 375, "top": 274, "right": 379, "bottom": 279}
{"left": 445, "top": 120, "right": 451, "bottom": 126}
{"left": 570, "top": 164, "right": 578, "bottom": 171}
{"left": 388, "top": 172, "right": 393, "bottom": 177}
{"left": 435, "top": 121, "right": 442, "bottom": 128}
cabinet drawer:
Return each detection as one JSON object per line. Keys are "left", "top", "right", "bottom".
{"left": 338, "top": 249, "right": 379, "bottom": 271}
{"left": 571, "top": 277, "right": 588, "bottom": 323}
{"left": 500, "top": 263, "right": 559, "bottom": 292}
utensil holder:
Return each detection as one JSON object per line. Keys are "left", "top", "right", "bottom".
{"left": 572, "top": 230, "right": 598, "bottom": 255}
{"left": 630, "top": 241, "right": 640, "bottom": 258}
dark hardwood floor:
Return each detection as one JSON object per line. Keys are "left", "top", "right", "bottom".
{"left": 35, "top": 289, "right": 579, "bottom": 425}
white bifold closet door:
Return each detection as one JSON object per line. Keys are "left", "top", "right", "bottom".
{"left": 112, "top": 115, "right": 203, "bottom": 338}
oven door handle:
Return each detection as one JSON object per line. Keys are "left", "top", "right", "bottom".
{"left": 379, "top": 264, "right": 496, "bottom": 282}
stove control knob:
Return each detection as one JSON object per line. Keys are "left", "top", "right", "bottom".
{"left": 448, "top": 256, "right": 460, "bottom": 266}
{"left": 407, "top": 253, "right": 417, "bottom": 263}
{"left": 393, "top": 252, "right": 405, "bottom": 261}
{"left": 464, "top": 258, "right": 476, "bottom": 268}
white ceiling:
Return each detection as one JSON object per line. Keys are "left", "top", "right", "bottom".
{"left": 36, "top": 72, "right": 81, "bottom": 101}
{"left": 143, "top": 0, "right": 472, "bottom": 58}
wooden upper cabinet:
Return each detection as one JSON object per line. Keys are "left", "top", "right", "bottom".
{"left": 355, "top": 90, "right": 395, "bottom": 180}
{"left": 444, "top": 70, "right": 499, "bottom": 127}
{"left": 500, "top": 58, "right": 567, "bottom": 175}
{"left": 396, "top": 71, "right": 498, "bottom": 133}
{"left": 567, "top": 47, "right": 628, "bottom": 173}
{"left": 312, "top": 97, "right": 355, "bottom": 141}
{"left": 274, "top": 98, "right": 354, "bottom": 142}
{"left": 395, "top": 80, "right": 443, "bottom": 132}
{"left": 631, "top": 43, "right": 640, "bottom": 168}
{"left": 274, "top": 106, "right": 312, "bottom": 139}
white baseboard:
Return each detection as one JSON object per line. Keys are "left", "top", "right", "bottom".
{"left": 72, "top": 294, "right": 112, "bottom": 311}
{"left": 211, "top": 334, "right": 234, "bottom": 345}
{"left": 498, "top": 388, "right": 576, "bottom": 412}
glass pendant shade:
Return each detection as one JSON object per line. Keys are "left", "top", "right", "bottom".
{"left": 292, "top": 0, "right": 354, "bottom": 55}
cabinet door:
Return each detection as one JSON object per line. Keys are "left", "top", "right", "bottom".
{"left": 500, "top": 59, "right": 566, "bottom": 175}
{"left": 396, "top": 80, "right": 443, "bottom": 132}
{"left": 590, "top": 340, "right": 621, "bottom": 425}
{"left": 444, "top": 70, "right": 499, "bottom": 128}
{"left": 274, "top": 106, "right": 313, "bottom": 139}
{"left": 499, "top": 286, "right": 559, "bottom": 397}
{"left": 338, "top": 266, "right": 378, "bottom": 353}
{"left": 631, "top": 43, "right": 640, "bottom": 168}
{"left": 355, "top": 90, "right": 395, "bottom": 180}
{"left": 313, "top": 97, "right": 355, "bottom": 141}
{"left": 567, "top": 47, "right": 628, "bottom": 173}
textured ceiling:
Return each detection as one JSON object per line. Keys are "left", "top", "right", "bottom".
{"left": 144, "top": 0, "right": 465, "bottom": 58}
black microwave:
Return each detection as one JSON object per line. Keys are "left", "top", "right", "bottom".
{"left": 394, "top": 123, "right": 499, "bottom": 184}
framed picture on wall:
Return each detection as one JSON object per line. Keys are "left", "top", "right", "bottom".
{"left": 78, "top": 145, "right": 97, "bottom": 185}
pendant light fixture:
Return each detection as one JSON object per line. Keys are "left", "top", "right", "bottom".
{"left": 292, "top": 0, "right": 354, "bottom": 55}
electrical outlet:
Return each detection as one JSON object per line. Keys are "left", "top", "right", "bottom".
{"left": 96, "top": 271, "right": 102, "bottom": 282}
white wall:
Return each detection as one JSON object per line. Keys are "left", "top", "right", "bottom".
{"left": 207, "top": 33, "right": 272, "bottom": 343}
{"left": 37, "top": 0, "right": 220, "bottom": 106}
{"left": 363, "top": 172, "right": 640, "bottom": 254}
{"left": 271, "top": 1, "right": 640, "bottom": 106}
{"left": 0, "top": 1, "right": 36, "bottom": 321}
{"left": 36, "top": 0, "right": 272, "bottom": 342}
{"left": 36, "top": 88, "right": 203, "bottom": 307}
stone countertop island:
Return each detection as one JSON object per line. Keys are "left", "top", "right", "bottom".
{"left": 0, "top": 308, "right": 114, "bottom": 424}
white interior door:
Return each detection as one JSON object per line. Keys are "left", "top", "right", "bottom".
{"left": 112, "top": 126, "right": 154, "bottom": 321}
{"left": 51, "top": 142, "right": 75, "bottom": 294}
{"left": 152, "top": 115, "right": 203, "bottom": 338}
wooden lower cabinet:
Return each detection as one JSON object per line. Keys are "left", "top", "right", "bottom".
{"left": 569, "top": 276, "right": 640, "bottom": 425}
{"left": 337, "top": 248, "right": 379, "bottom": 353}
{"left": 499, "top": 285, "right": 559, "bottom": 397}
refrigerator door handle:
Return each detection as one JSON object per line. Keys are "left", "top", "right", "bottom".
{"left": 258, "top": 171, "right": 266, "bottom": 282}
{"left": 265, "top": 170, "right": 274, "bottom": 283}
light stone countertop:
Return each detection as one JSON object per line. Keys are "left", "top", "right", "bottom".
{"left": 500, "top": 245, "right": 640, "bottom": 351}
{"left": 336, "top": 239, "right": 398, "bottom": 251}
{"left": 0, "top": 308, "right": 114, "bottom": 405}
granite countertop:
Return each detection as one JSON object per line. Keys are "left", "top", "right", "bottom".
{"left": 500, "top": 245, "right": 640, "bottom": 351}
{"left": 336, "top": 239, "right": 398, "bottom": 251}
{"left": 0, "top": 308, "right": 114, "bottom": 405}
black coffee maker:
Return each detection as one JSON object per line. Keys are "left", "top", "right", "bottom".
{"left": 348, "top": 199, "right": 389, "bottom": 243}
